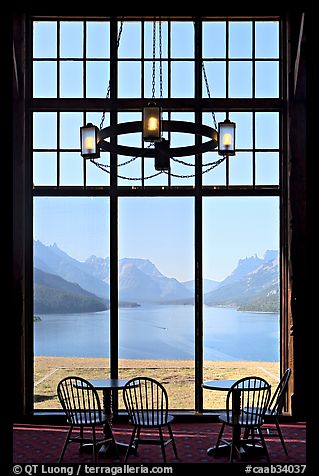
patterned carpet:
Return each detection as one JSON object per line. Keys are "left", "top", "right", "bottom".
{"left": 13, "top": 421, "right": 306, "bottom": 465}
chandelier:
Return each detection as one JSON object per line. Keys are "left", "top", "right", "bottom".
{"left": 80, "top": 19, "right": 236, "bottom": 181}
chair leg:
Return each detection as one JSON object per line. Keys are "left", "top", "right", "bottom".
{"left": 59, "top": 426, "right": 73, "bottom": 463}
{"left": 229, "top": 427, "right": 235, "bottom": 464}
{"left": 275, "top": 418, "right": 288, "bottom": 455}
{"left": 79, "top": 426, "right": 84, "bottom": 450}
{"left": 257, "top": 427, "right": 270, "bottom": 464}
{"left": 92, "top": 426, "right": 97, "bottom": 464}
{"left": 168, "top": 423, "right": 178, "bottom": 459}
{"left": 243, "top": 427, "right": 250, "bottom": 440}
{"left": 159, "top": 426, "right": 167, "bottom": 463}
{"left": 214, "top": 422, "right": 225, "bottom": 455}
{"left": 134, "top": 427, "right": 141, "bottom": 453}
{"left": 252, "top": 427, "right": 256, "bottom": 448}
{"left": 124, "top": 426, "right": 137, "bottom": 464}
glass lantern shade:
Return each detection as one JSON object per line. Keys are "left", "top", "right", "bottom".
{"left": 218, "top": 119, "right": 236, "bottom": 156}
{"left": 80, "top": 123, "right": 100, "bottom": 159}
{"left": 143, "top": 105, "right": 162, "bottom": 142}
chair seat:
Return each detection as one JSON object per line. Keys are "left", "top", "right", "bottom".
{"left": 68, "top": 411, "right": 107, "bottom": 426}
{"left": 219, "top": 411, "right": 264, "bottom": 427}
{"left": 130, "top": 411, "right": 174, "bottom": 427}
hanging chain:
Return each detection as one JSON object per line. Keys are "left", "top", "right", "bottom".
{"left": 171, "top": 156, "right": 226, "bottom": 168}
{"left": 152, "top": 19, "right": 156, "bottom": 99}
{"left": 164, "top": 156, "right": 227, "bottom": 178}
{"left": 100, "top": 19, "right": 124, "bottom": 130}
{"left": 159, "top": 20, "right": 163, "bottom": 98}
{"left": 192, "top": 21, "right": 218, "bottom": 131}
{"left": 90, "top": 154, "right": 226, "bottom": 180}
{"left": 202, "top": 61, "right": 218, "bottom": 130}
{"left": 92, "top": 18, "right": 225, "bottom": 182}
{"left": 90, "top": 159, "right": 162, "bottom": 181}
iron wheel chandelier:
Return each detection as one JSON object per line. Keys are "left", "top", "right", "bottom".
{"left": 80, "top": 18, "right": 236, "bottom": 181}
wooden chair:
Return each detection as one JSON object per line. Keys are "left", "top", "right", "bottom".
{"left": 263, "top": 368, "right": 291, "bottom": 455}
{"left": 57, "top": 376, "right": 120, "bottom": 463}
{"left": 123, "top": 377, "right": 178, "bottom": 463}
{"left": 214, "top": 376, "right": 271, "bottom": 463}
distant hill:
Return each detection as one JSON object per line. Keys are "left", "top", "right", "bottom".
{"left": 34, "top": 240, "right": 109, "bottom": 299}
{"left": 204, "top": 251, "right": 279, "bottom": 312}
{"left": 182, "top": 278, "right": 220, "bottom": 294}
{"left": 34, "top": 268, "right": 108, "bottom": 314}
{"left": 84, "top": 255, "right": 192, "bottom": 303}
{"left": 33, "top": 240, "right": 279, "bottom": 313}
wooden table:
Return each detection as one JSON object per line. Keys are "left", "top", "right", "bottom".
{"left": 80, "top": 379, "right": 137, "bottom": 458}
{"left": 202, "top": 379, "right": 268, "bottom": 458}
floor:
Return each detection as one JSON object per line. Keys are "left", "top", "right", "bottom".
{"left": 13, "top": 421, "right": 306, "bottom": 465}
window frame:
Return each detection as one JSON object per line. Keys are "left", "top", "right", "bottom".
{"left": 27, "top": 15, "right": 287, "bottom": 415}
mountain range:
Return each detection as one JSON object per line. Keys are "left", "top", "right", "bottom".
{"left": 33, "top": 240, "right": 279, "bottom": 313}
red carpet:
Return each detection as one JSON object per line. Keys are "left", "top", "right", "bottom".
{"left": 13, "top": 422, "right": 306, "bottom": 464}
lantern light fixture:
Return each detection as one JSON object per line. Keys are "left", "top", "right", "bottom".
{"left": 143, "top": 103, "right": 162, "bottom": 142}
{"left": 218, "top": 119, "right": 236, "bottom": 156}
{"left": 79, "top": 19, "right": 236, "bottom": 181}
{"left": 80, "top": 123, "right": 100, "bottom": 159}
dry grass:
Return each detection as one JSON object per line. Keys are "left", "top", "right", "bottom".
{"left": 34, "top": 356, "right": 279, "bottom": 410}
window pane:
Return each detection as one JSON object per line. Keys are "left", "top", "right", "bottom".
{"left": 60, "top": 112, "right": 83, "bottom": 149}
{"left": 60, "top": 22, "right": 83, "bottom": 58}
{"left": 203, "top": 197, "right": 280, "bottom": 409}
{"left": 87, "top": 111, "right": 110, "bottom": 130}
{"left": 256, "top": 22, "right": 279, "bottom": 58}
{"left": 144, "top": 22, "right": 168, "bottom": 58}
{"left": 33, "top": 152, "right": 57, "bottom": 186}
{"left": 60, "top": 152, "right": 83, "bottom": 185}
{"left": 256, "top": 152, "right": 279, "bottom": 185}
{"left": 86, "top": 22, "right": 110, "bottom": 58}
{"left": 33, "top": 62, "right": 57, "bottom": 98}
{"left": 60, "top": 62, "right": 83, "bottom": 97}
{"left": 170, "top": 112, "right": 195, "bottom": 186}
{"left": 118, "top": 62, "right": 141, "bottom": 97}
{"left": 171, "top": 62, "right": 194, "bottom": 97}
{"left": 144, "top": 61, "right": 168, "bottom": 98}
{"left": 33, "top": 21, "right": 57, "bottom": 58}
{"left": 117, "top": 112, "right": 142, "bottom": 186}
{"left": 33, "top": 197, "right": 110, "bottom": 409}
{"left": 202, "top": 152, "right": 226, "bottom": 186}
{"left": 33, "top": 112, "right": 57, "bottom": 149}
{"left": 256, "top": 62, "right": 279, "bottom": 98}
{"left": 203, "top": 22, "right": 226, "bottom": 58}
{"left": 256, "top": 112, "right": 279, "bottom": 149}
{"left": 118, "top": 22, "right": 141, "bottom": 58}
{"left": 229, "top": 112, "right": 253, "bottom": 149}
{"left": 144, "top": 159, "right": 168, "bottom": 186}
{"left": 229, "top": 152, "right": 253, "bottom": 185}
{"left": 86, "top": 61, "right": 110, "bottom": 98}
{"left": 86, "top": 153, "right": 110, "bottom": 186}
{"left": 171, "top": 22, "right": 194, "bottom": 58}
{"left": 229, "top": 22, "right": 252, "bottom": 58}
{"left": 118, "top": 197, "right": 195, "bottom": 410}
{"left": 202, "top": 62, "right": 226, "bottom": 98}
{"left": 229, "top": 62, "right": 252, "bottom": 97}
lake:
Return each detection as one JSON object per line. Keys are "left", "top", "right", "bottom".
{"left": 34, "top": 305, "right": 279, "bottom": 361}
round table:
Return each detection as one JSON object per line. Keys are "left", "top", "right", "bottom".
{"left": 80, "top": 379, "right": 137, "bottom": 457}
{"left": 202, "top": 379, "right": 269, "bottom": 458}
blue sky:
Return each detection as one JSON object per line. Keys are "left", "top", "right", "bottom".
{"left": 34, "top": 196, "right": 279, "bottom": 282}
{"left": 33, "top": 20, "right": 280, "bottom": 282}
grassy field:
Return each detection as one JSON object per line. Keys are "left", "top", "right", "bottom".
{"left": 34, "top": 356, "right": 279, "bottom": 410}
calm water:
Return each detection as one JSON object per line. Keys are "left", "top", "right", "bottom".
{"left": 34, "top": 305, "right": 279, "bottom": 361}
